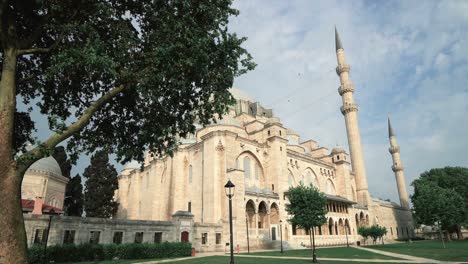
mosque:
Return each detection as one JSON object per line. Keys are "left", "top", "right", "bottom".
{"left": 21, "top": 29, "right": 413, "bottom": 250}
{"left": 114, "top": 29, "right": 414, "bottom": 250}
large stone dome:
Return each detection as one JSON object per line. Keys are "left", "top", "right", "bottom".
{"left": 27, "top": 156, "right": 63, "bottom": 177}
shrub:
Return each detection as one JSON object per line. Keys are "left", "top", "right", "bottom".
{"left": 28, "top": 242, "right": 191, "bottom": 263}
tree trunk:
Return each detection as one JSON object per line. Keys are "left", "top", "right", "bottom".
{"left": 0, "top": 164, "right": 29, "bottom": 264}
{"left": 0, "top": 48, "right": 29, "bottom": 263}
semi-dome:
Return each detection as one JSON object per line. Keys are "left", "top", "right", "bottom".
{"left": 229, "top": 87, "right": 254, "bottom": 102}
{"left": 27, "top": 156, "right": 63, "bottom": 178}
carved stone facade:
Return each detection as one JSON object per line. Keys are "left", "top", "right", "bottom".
{"left": 116, "top": 85, "right": 413, "bottom": 251}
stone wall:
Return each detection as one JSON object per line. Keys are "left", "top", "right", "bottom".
{"left": 24, "top": 211, "right": 203, "bottom": 249}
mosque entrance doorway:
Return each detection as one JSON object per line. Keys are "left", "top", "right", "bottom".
{"left": 181, "top": 231, "right": 189, "bottom": 242}
{"left": 271, "top": 226, "right": 277, "bottom": 240}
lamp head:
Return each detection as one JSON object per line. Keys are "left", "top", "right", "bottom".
{"left": 224, "top": 180, "right": 235, "bottom": 197}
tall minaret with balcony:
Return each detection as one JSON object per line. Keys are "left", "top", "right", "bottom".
{"left": 335, "top": 27, "right": 371, "bottom": 206}
{"left": 388, "top": 118, "right": 410, "bottom": 209}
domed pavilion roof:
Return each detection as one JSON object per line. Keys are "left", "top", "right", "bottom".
{"left": 27, "top": 156, "right": 63, "bottom": 178}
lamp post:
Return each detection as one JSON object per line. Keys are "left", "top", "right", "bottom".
{"left": 224, "top": 180, "right": 235, "bottom": 264}
{"left": 279, "top": 220, "right": 283, "bottom": 253}
{"left": 245, "top": 215, "right": 250, "bottom": 254}
{"left": 44, "top": 208, "right": 56, "bottom": 264}
{"left": 345, "top": 222, "right": 349, "bottom": 248}
{"left": 311, "top": 227, "right": 317, "bottom": 263}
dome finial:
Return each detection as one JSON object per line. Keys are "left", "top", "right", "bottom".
{"left": 388, "top": 116, "right": 395, "bottom": 137}
{"left": 335, "top": 26, "right": 344, "bottom": 51}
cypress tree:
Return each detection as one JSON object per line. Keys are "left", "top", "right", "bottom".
{"left": 52, "top": 146, "right": 72, "bottom": 178}
{"left": 84, "top": 151, "right": 119, "bottom": 218}
{"left": 64, "top": 174, "right": 84, "bottom": 216}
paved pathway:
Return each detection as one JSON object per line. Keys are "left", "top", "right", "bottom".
{"left": 136, "top": 246, "right": 465, "bottom": 264}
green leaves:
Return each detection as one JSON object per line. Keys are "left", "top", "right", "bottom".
{"left": 285, "top": 183, "right": 328, "bottom": 230}
{"left": 411, "top": 180, "right": 465, "bottom": 230}
{"left": 9, "top": 0, "right": 254, "bottom": 164}
{"left": 358, "top": 225, "right": 387, "bottom": 243}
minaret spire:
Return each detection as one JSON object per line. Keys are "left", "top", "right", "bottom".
{"left": 334, "top": 28, "right": 371, "bottom": 206}
{"left": 388, "top": 117, "right": 409, "bottom": 209}
{"left": 335, "top": 26, "right": 344, "bottom": 51}
{"left": 388, "top": 117, "right": 395, "bottom": 137}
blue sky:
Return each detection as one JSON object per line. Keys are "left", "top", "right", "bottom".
{"left": 229, "top": 0, "right": 468, "bottom": 202}
{"left": 28, "top": 0, "right": 468, "bottom": 204}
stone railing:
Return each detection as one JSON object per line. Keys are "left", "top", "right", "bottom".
{"left": 338, "top": 83, "right": 355, "bottom": 96}
{"left": 388, "top": 146, "right": 400, "bottom": 154}
{"left": 336, "top": 64, "right": 351, "bottom": 75}
{"left": 340, "top": 103, "right": 359, "bottom": 115}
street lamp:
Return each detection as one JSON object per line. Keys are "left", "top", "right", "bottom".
{"left": 44, "top": 208, "right": 56, "bottom": 264}
{"left": 345, "top": 222, "right": 349, "bottom": 248}
{"left": 224, "top": 180, "right": 235, "bottom": 264}
{"left": 279, "top": 220, "right": 283, "bottom": 253}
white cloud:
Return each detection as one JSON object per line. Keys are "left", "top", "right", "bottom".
{"left": 231, "top": 0, "right": 468, "bottom": 203}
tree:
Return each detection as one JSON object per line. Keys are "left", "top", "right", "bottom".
{"left": 285, "top": 184, "right": 327, "bottom": 263}
{"left": 357, "top": 226, "right": 370, "bottom": 245}
{"left": 411, "top": 181, "right": 465, "bottom": 248}
{"left": 415, "top": 167, "right": 468, "bottom": 239}
{"left": 368, "top": 225, "right": 387, "bottom": 244}
{"left": 83, "top": 151, "right": 119, "bottom": 218}
{"left": 52, "top": 146, "right": 72, "bottom": 178}
{"left": 0, "top": 1, "right": 254, "bottom": 262}
{"left": 64, "top": 174, "right": 84, "bottom": 217}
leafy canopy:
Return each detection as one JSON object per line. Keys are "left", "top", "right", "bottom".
{"left": 411, "top": 181, "right": 465, "bottom": 229}
{"left": 11, "top": 0, "right": 255, "bottom": 164}
{"left": 285, "top": 183, "right": 327, "bottom": 230}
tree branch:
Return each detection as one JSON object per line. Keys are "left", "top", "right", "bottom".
{"left": 18, "top": 84, "right": 127, "bottom": 173}
{"left": 16, "top": 47, "right": 51, "bottom": 55}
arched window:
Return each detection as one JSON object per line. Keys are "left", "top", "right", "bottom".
{"left": 306, "top": 171, "right": 312, "bottom": 185}
{"left": 244, "top": 157, "right": 251, "bottom": 178}
{"left": 188, "top": 165, "right": 193, "bottom": 183}
{"left": 326, "top": 179, "right": 336, "bottom": 195}
{"left": 288, "top": 172, "right": 295, "bottom": 187}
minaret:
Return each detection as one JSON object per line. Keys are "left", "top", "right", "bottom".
{"left": 334, "top": 27, "right": 371, "bottom": 206}
{"left": 388, "top": 118, "right": 410, "bottom": 209}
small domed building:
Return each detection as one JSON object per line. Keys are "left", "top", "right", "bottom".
{"left": 21, "top": 156, "right": 69, "bottom": 214}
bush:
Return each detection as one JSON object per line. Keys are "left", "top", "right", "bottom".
{"left": 28, "top": 242, "right": 191, "bottom": 263}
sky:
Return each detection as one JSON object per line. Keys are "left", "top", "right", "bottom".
{"left": 27, "top": 0, "right": 468, "bottom": 204}
{"left": 228, "top": 0, "right": 468, "bottom": 202}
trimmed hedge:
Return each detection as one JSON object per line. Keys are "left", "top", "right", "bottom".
{"left": 28, "top": 242, "right": 191, "bottom": 263}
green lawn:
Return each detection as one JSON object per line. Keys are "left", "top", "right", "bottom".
{"left": 243, "top": 247, "right": 400, "bottom": 260}
{"left": 162, "top": 256, "right": 402, "bottom": 264}
{"left": 367, "top": 239, "right": 468, "bottom": 261}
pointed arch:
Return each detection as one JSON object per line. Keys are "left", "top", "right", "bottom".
{"left": 302, "top": 168, "right": 320, "bottom": 189}
{"left": 328, "top": 218, "right": 334, "bottom": 235}
{"left": 258, "top": 201, "right": 268, "bottom": 229}
{"left": 245, "top": 200, "right": 256, "bottom": 228}
{"left": 270, "top": 203, "right": 279, "bottom": 225}
{"left": 325, "top": 179, "right": 336, "bottom": 195}
{"left": 345, "top": 219, "right": 351, "bottom": 235}
{"left": 237, "top": 151, "right": 265, "bottom": 189}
